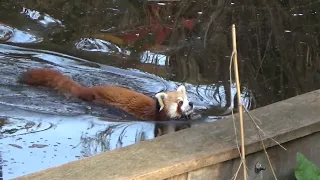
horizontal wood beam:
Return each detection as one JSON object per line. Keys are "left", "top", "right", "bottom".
{"left": 15, "top": 90, "right": 320, "bottom": 180}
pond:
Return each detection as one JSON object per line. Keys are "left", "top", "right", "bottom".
{"left": 0, "top": 0, "right": 319, "bottom": 179}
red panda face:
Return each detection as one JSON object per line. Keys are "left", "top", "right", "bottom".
{"left": 175, "top": 85, "right": 194, "bottom": 116}
{"left": 155, "top": 85, "right": 194, "bottom": 119}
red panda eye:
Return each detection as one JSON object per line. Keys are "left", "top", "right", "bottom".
{"left": 178, "top": 101, "right": 183, "bottom": 106}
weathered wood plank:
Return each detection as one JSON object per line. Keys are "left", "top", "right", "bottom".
{"left": 165, "top": 173, "right": 188, "bottom": 180}
{"left": 15, "top": 90, "right": 320, "bottom": 180}
{"left": 186, "top": 131, "right": 320, "bottom": 180}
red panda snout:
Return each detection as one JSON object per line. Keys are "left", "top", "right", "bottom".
{"left": 178, "top": 97, "right": 194, "bottom": 116}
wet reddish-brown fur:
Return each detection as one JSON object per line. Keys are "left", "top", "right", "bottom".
{"left": 19, "top": 68, "right": 169, "bottom": 121}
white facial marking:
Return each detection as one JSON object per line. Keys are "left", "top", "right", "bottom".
{"left": 180, "top": 98, "right": 190, "bottom": 111}
{"left": 167, "top": 103, "right": 178, "bottom": 118}
{"left": 176, "top": 85, "right": 194, "bottom": 116}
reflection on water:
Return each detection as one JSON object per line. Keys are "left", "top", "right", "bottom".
{"left": 21, "top": 7, "right": 64, "bottom": 28}
{"left": 0, "top": 0, "right": 318, "bottom": 179}
{"left": 75, "top": 38, "right": 129, "bottom": 56}
{"left": 0, "top": 104, "right": 156, "bottom": 179}
{"left": 0, "top": 24, "right": 42, "bottom": 43}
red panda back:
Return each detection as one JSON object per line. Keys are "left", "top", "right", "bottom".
{"left": 83, "top": 86, "right": 163, "bottom": 120}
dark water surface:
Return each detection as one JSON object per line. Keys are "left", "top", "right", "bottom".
{"left": 0, "top": 0, "right": 319, "bottom": 179}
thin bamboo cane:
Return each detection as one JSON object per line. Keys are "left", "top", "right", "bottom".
{"left": 232, "top": 24, "right": 247, "bottom": 180}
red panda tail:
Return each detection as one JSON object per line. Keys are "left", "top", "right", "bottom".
{"left": 19, "top": 68, "right": 84, "bottom": 96}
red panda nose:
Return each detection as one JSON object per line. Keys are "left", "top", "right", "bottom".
{"left": 189, "top": 102, "right": 193, "bottom": 107}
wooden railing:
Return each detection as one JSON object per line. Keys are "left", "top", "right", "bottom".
{"left": 15, "top": 90, "right": 320, "bottom": 180}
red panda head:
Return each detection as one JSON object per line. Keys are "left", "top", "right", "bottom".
{"left": 155, "top": 85, "right": 194, "bottom": 119}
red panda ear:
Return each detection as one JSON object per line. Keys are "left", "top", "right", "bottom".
{"left": 177, "top": 85, "right": 186, "bottom": 95}
{"left": 155, "top": 92, "right": 167, "bottom": 112}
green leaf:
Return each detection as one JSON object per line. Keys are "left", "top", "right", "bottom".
{"left": 295, "top": 152, "right": 320, "bottom": 180}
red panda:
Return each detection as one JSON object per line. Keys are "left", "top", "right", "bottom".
{"left": 18, "top": 68, "right": 194, "bottom": 121}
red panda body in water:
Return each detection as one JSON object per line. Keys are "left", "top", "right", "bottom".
{"left": 19, "top": 68, "right": 194, "bottom": 121}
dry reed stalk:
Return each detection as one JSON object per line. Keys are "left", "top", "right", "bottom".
{"left": 229, "top": 24, "right": 282, "bottom": 180}
{"left": 232, "top": 24, "right": 247, "bottom": 180}
{"left": 229, "top": 51, "right": 242, "bottom": 180}
{"left": 244, "top": 107, "right": 279, "bottom": 180}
